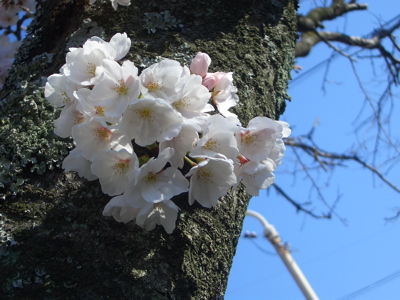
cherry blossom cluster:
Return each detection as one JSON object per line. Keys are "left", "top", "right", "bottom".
{"left": 44, "top": 33, "right": 291, "bottom": 234}
{"left": 0, "top": 0, "right": 36, "bottom": 89}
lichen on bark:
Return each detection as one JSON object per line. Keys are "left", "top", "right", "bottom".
{"left": 0, "top": 0, "right": 297, "bottom": 298}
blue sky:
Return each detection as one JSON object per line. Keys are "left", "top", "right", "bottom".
{"left": 226, "top": 0, "right": 400, "bottom": 299}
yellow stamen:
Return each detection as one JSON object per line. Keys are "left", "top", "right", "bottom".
{"left": 204, "top": 138, "right": 218, "bottom": 150}
{"left": 144, "top": 172, "right": 158, "bottom": 183}
{"left": 173, "top": 97, "right": 189, "bottom": 109}
{"left": 59, "top": 92, "right": 70, "bottom": 105}
{"left": 87, "top": 63, "right": 96, "bottom": 76}
{"left": 137, "top": 107, "right": 153, "bottom": 120}
{"left": 147, "top": 82, "right": 161, "bottom": 92}
{"left": 241, "top": 131, "right": 257, "bottom": 145}
{"left": 113, "top": 80, "right": 128, "bottom": 95}
{"left": 95, "top": 126, "right": 112, "bottom": 141}
{"left": 95, "top": 106, "right": 105, "bottom": 116}
{"left": 74, "top": 112, "right": 85, "bottom": 124}
{"left": 199, "top": 169, "right": 213, "bottom": 183}
{"left": 114, "top": 159, "right": 130, "bottom": 175}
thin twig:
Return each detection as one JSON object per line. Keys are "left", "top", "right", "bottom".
{"left": 285, "top": 138, "right": 400, "bottom": 193}
{"left": 272, "top": 183, "right": 331, "bottom": 219}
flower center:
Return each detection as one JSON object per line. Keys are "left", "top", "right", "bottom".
{"left": 204, "top": 138, "right": 218, "bottom": 151}
{"left": 241, "top": 131, "right": 257, "bottom": 145}
{"left": 74, "top": 112, "right": 85, "bottom": 124}
{"left": 87, "top": 62, "right": 96, "bottom": 76}
{"left": 95, "top": 126, "right": 112, "bottom": 141}
{"left": 114, "top": 159, "right": 130, "bottom": 175}
{"left": 199, "top": 169, "right": 213, "bottom": 183}
{"left": 59, "top": 92, "right": 70, "bottom": 105}
{"left": 173, "top": 97, "right": 189, "bottom": 110}
{"left": 144, "top": 172, "right": 158, "bottom": 183}
{"left": 137, "top": 107, "right": 153, "bottom": 120}
{"left": 95, "top": 106, "right": 105, "bottom": 116}
{"left": 113, "top": 80, "right": 128, "bottom": 95}
{"left": 147, "top": 82, "right": 161, "bottom": 92}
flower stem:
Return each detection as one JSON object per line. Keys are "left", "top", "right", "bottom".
{"left": 184, "top": 156, "right": 197, "bottom": 167}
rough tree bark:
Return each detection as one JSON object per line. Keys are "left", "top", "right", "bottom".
{"left": 0, "top": 0, "right": 297, "bottom": 298}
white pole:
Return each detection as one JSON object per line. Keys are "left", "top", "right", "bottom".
{"left": 246, "top": 210, "right": 319, "bottom": 300}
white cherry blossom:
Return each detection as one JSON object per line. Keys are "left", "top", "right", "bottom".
{"left": 125, "top": 148, "right": 189, "bottom": 206}
{"left": 171, "top": 73, "right": 213, "bottom": 128}
{"left": 269, "top": 138, "right": 287, "bottom": 167}
{"left": 62, "top": 33, "right": 131, "bottom": 85}
{"left": 62, "top": 47, "right": 107, "bottom": 86}
{"left": 136, "top": 200, "right": 179, "bottom": 234}
{"left": 159, "top": 123, "right": 199, "bottom": 169}
{"left": 120, "top": 97, "right": 182, "bottom": 146}
{"left": 45, "top": 74, "right": 80, "bottom": 107}
{"left": 89, "top": 32, "right": 131, "bottom": 61}
{"left": 103, "top": 195, "right": 138, "bottom": 224}
{"left": 186, "top": 155, "right": 236, "bottom": 208}
{"left": 190, "top": 114, "right": 239, "bottom": 161}
{"left": 54, "top": 101, "right": 89, "bottom": 138}
{"left": 139, "top": 59, "right": 189, "bottom": 101}
{"left": 107, "top": 32, "right": 131, "bottom": 60}
{"left": 237, "top": 159, "right": 276, "bottom": 196}
{"left": 237, "top": 116, "right": 291, "bottom": 162}
{"left": 91, "top": 147, "right": 139, "bottom": 196}
{"left": 73, "top": 60, "right": 139, "bottom": 120}
{"left": 62, "top": 148, "right": 98, "bottom": 181}
{"left": 210, "top": 72, "right": 239, "bottom": 117}
{"left": 72, "top": 118, "right": 126, "bottom": 160}
{"left": 89, "top": 59, "right": 140, "bottom": 118}
{"left": 74, "top": 88, "right": 118, "bottom": 123}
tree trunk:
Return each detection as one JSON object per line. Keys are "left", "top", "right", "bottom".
{"left": 0, "top": 0, "right": 297, "bottom": 298}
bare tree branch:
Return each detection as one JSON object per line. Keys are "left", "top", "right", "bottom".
{"left": 284, "top": 1, "right": 400, "bottom": 221}
{"left": 295, "top": 3, "right": 400, "bottom": 77}
{"left": 272, "top": 183, "right": 332, "bottom": 219}
{"left": 296, "top": 0, "right": 368, "bottom": 57}
{"left": 314, "top": 31, "right": 356, "bottom": 60}
{"left": 385, "top": 209, "right": 400, "bottom": 222}
{"left": 297, "top": 0, "right": 368, "bottom": 32}
{"left": 285, "top": 137, "right": 400, "bottom": 193}
{"left": 349, "top": 59, "right": 400, "bottom": 156}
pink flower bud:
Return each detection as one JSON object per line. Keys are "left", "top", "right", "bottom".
{"left": 202, "top": 73, "right": 216, "bottom": 91}
{"left": 190, "top": 52, "right": 211, "bottom": 78}
{"left": 202, "top": 71, "right": 230, "bottom": 92}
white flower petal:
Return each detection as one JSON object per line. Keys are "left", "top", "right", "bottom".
{"left": 62, "top": 148, "right": 97, "bottom": 181}
{"left": 103, "top": 195, "right": 138, "bottom": 223}
{"left": 121, "top": 98, "right": 182, "bottom": 146}
{"left": 91, "top": 148, "right": 138, "bottom": 196}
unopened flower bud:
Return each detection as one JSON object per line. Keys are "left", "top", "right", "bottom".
{"left": 190, "top": 52, "right": 211, "bottom": 78}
